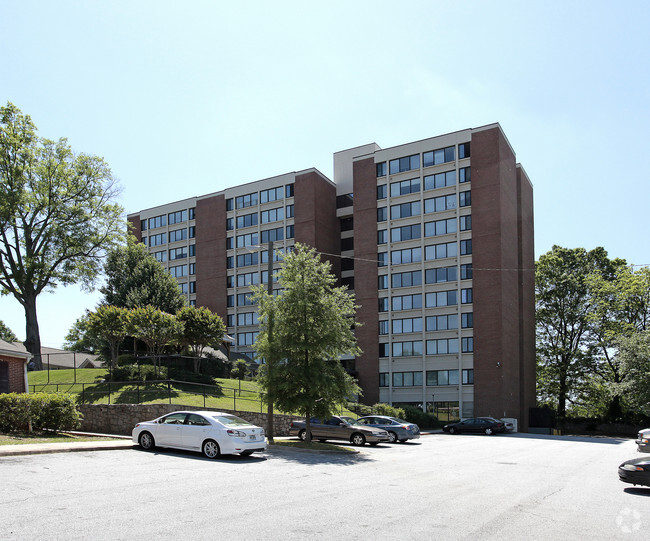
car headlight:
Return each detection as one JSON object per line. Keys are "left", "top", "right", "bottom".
{"left": 622, "top": 464, "right": 644, "bottom": 471}
{"left": 227, "top": 429, "right": 247, "bottom": 438}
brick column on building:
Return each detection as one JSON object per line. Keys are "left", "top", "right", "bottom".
{"left": 352, "top": 157, "right": 380, "bottom": 404}
{"left": 471, "top": 126, "right": 534, "bottom": 425}
{"left": 195, "top": 194, "right": 227, "bottom": 320}
{"left": 294, "top": 170, "right": 339, "bottom": 276}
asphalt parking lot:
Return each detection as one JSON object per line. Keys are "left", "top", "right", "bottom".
{"left": 1, "top": 432, "right": 647, "bottom": 540}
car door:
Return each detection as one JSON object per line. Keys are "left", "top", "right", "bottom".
{"left": 308, "top": 418, "right": 328, "bottom": 439}
{"left": 155, "top": 412, "right": 187, "bottom": 447}
{"left": 181, "top": 413, "right": 212, "bottom": 450}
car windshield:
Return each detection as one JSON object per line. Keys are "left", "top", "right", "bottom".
{"left": 211, "top": 415, "right": 254, "bottom": 427}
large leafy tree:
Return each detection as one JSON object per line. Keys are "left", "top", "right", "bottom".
{"left": 0, "top": 320, "right": 17, "bottom": 342}
{"left": 0, "top": 102, "right": 125, "bottom": 368}
{"left": 586, "top": 265, "right": 650, "bottom": 417}
{"left": 86, "top": 305, "right": 131, "bottom": 368}
{"left": 617, "top": 330, "right": 650, "bottom": 414}
{"left": 101, "top": 235, "right": 186, "bottom": 313}
{"left": 176, "top": 305, "right": 226, "bottom": 373}
{"left": 535, "top": 246, "right": 619, "bottom": 419}
{"left": 253, "top": 243, "right": 361, "bottom": 443}
{"left": 129, "top": 305, "right": 182, "bottom": 373}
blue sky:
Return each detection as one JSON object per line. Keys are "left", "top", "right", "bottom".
{"left": 1, "top": 0, "right": 649, "bottom": 346}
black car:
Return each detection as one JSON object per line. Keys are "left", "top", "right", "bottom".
{"left": 442, "top": 417, "right": 506, "bottom": 435}
{"left": 619, "top": 457, "right": 650, "bottom": 487}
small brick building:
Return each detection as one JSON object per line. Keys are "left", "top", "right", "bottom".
{"left": 0, "top": 339, "right": 31, "bottom": 394}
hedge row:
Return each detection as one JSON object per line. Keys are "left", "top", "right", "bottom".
{"left": 0, "top": 393, "right": 82, "bottom": 433}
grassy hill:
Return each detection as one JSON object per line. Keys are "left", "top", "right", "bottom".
{"left": 27, "top": 368, "right": 269, "bottom": 413}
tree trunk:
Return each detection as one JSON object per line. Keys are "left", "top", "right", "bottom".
{"left": 23, "top": 292, "right": 42, "bottom": 370}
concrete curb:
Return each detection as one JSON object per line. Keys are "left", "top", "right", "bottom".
{"left": 0, "top": 439, "right": 134, "bottom": 457}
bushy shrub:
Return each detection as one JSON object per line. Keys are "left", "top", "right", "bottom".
{"left": 109, "top": 364, "right": 167, "bottom": 382}
{"left": 0, "top": 394, "right": 31, "bottom": 432}
{"left": 0, "top": 393, "right": 82, "bottom": 433}
{"left": 373, "top": 403, "right": 406, "bottom": 419}
{"left": 402, "top": 405, "right": 441, "bottom": 429}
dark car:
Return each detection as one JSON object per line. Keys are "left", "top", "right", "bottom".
{"left": 618, "top": 456, "right": 650, "bottom": 487}
{"left": 356, "top": 415, "right": 420, "bottom": 443}
{"left": 442, "top": 417, "right": 506, "bottom": 435}
{"left": 288, "top": 415, "right": 389, "bottom": 446}
{"left": 635, "top": 428, "right": 650, "bottom": 452}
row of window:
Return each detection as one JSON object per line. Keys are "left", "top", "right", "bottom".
{"left": 227, "top": 205, "right": 294, "bottom": 230}
{"left": 379, "top": 368, "right": 474, "bottom": 388}
{"left": 227, "top": 312, "right": 259, "bottom": 327}
{"left": 230, "top": 226, "right": 295, "bottom": 249}
{"left": 376, "top": 143, "right": 470, "bottom": 178}
{"left": 377, "top": 216, "right": 471, "bottom": 246}
{"left": 379, "top": 336, "right": 474, "bottom": 357}
{"left": 141, "top": 208, "right": 196, "bottom": 231}
{"left": 379, "top": 288, "right": 473, "bottom": 312}
{"left": 227, "top": 248, "right": 286, "bottom": 269}
{"left": 227, "top": 270, "right": 278, "bottom": 288}
{"left": 144, "top": 227, "right": 196, "bottom": 248}
{"left": 381, "top": 240, "right": 471, "bottom": 267}
{"left": 377, "top": 191, "right": 471, "bottom": 222}
{"left": 378, "top": 266, "right": 472, "bottom": 288}
{"left": 379, "top": 313, "right": 473, "bottom": 335}
{"left": 227, "top": 184, "right": 294, "bottom": 211}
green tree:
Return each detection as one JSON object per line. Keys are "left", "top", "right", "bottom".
{"left": 101, "top": 235, "right": 186, "bottom": 314}
{"left": 586, "top": 265, "right": 650, "bottom": 418}
{"left": 63, "top": 311, "right": 102, "bottom": 353}
{"left": 231, "top": 359, "right": 250, "bottom": 394}
{"left": 176, "top": 305, "right": 226, "bottom": 373}
{"left": 617, "top": 330, "right": 650, "bottom": 414}
{"left": 253, "top": 243, "right": 361, "bottom": 443}
{"left": 0, "top": 320, "right": 18, "bottom": 342}
{"left": 129, "top": 305, "right": 183, "bottom": 373}
{"left": 535, "top": 246, "right": 618, "bottom": 419}
{"left": 86, "top": 305, "right": 131, "bottom": 368}
{"left": 0, "top": 102, "right": 125, "bottom": 369}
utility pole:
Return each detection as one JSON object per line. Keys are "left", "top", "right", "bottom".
{"left": 266, "top": 240, "right": 275, "bottom": 443}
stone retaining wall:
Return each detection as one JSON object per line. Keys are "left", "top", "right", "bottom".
{"left": 78, "top": 404, "right": 301, "bottom": 436}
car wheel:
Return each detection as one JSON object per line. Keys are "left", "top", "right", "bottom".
{"left": 399, "top": 439, "right": 408, "bottom": 443}
{"left": 369, "top": 442, "right": 379, "bottom": 446}
{"left": 387, "top": 431, "right": 398, "bottom": 443}
{"left": 240, "top": 450, "right": 254, "bottom": 457}
{"left": 298, "top": 429, "right": 311, "bottom": 441}
{"left": 449, "top": 427, "right": 457, "bottom": 435}
{"left": 138, "top": 431, "right": 155, "bottom": 450}
{"left": 202, "top": 439, "right": 221, "bottom": 459}
{"left": 484, "top": 427, "right": 494, "bottom": 435}
{"left": 350, "top": 433, "right": 366, "bottom": 446}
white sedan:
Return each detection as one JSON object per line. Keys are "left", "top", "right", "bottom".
{"left": 132, "top": 410, "right": 267, "bottom": 458}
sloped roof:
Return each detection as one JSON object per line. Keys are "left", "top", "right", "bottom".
{"left": 0, "top": 339, "right": 32, "bottom": 360}
{"left": 11, "top": 343, "right": 99, "bottom": 369}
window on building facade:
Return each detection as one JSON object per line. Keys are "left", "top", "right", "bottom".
{"left": 154, "top": 250, "right": 166, "bottom": 262}
{"left": 236, "top": 213, "right": 258, "bottom": 228}
{"left": 377, "top": 184, "right": 387, "bottom": 200}
{"left": 237, "top": 293, "right": 255, "bottom": 306}
{"left": 226, "top": 198, "right": 234, "bottom": 211}
{"left": 461, "top": 312, "right": 473, "bottom": 328}
{"left": 391, "top": 247, "right": 422, "bottom": 265}
{"left": 391, "top": 371, "right": 424, "bottom": 387}
{"left": 460, "top": 263, "right": 472, "bottom": 280}
{"left": 461, "top": 288, "right": 473, "bottom": 304}
{"left": 423, "top": 146, "right": 455, "bottom": 167}
{"left": 236, "top": 193, "right": 258, "bottom": 209}
{"left": 459, "top": 167, "right": 471, "bottom": 183}
{"left": 460, "top": 239, "right": 472, "bottom": 255}
{"left": 238, "top": 312, "right": 259, "bottom": 326}
{"left": 377, "top": 207, "right": 387, "bottom": 222}
{"left": 237, "top": 233, "right": 258, "bottom": 248}
{"left": 189, "top": 281, "right": 196, "bottom": 294}
{"left": 426, "top": 338, "right": 459, "bottom": 355}
{"left": 392, "top": 317, "right": 423, "bottom": 334}
{"left": 141, "top": 220, "right": 147, "bottom": 231}
{"left": 426, "top": 314, "right": 458, "bottom": 331}
{"left": 286, "top": 204, "right": 294, "bottom": 218}
{"left": 149, "top": 233, "right": 167, "bottom": 247}
{"left": 341, "top": 237, "right": 354, "bottom": 251}
{"left": 379, "top": 320, "right": 389, "bottom": 335}
{"left": 458, "top": 142, "right": 470, "bottom": 159}
{"left": 378, "top": 275, "right": 388, "bottom": 290}
{"left": 376, "top": 162, "right": 387, "bottom": 177}
{"left": 390, "top": 178, "right": 420, "bottom": 197}
{"left": 459, "top": 191, "right": 471, "bottom": 207}
{"left": 392, "top": 341, "right": 423, "bottom": 357}
{"left": 425, "top": 289, "right": 458, "bottom": 308}
{"left": 189, "top": 263, "right": 196, "bottom": 276}
{"left": 260, "top": 186, "right": 284, "bottom": 204}
{"left": 390, "top": 201, "right": 421, "bottom": 219}
{"left": 391, "top": 293, "right": 422, "bottom": 311}
{"left": 425, "top": 266, "right": 457, "bottom": 284}
{"left": 169, "top": 228, "right": 187, "bottom": 243}
{"left": 285, "top": 184, "right": 294, "bottom": 198}
{"left": 377, "top": 229, "right": 387, "bottom": 245}
{"left": 168, "top": 210, "right": 187, "bottom": 224}
{"left": 237, "top": 272, "right": 259, "bottom": 287}
{"left": 460, "top": 215, "right": 472, "bottom": 231}
{"left": 378, "top": 252, "right": 388, "bottom": 267}
{"left": 226, "top": 218, "right": 233, "bottom": 231}
{"left": 427, "top": 369, "right": 470, "bottom": 386}
{"left": 461, "top": 337, "right": 474, "bottom": 352}
{"left": 337, "top": 194, "right": 353, "bottom": 208}
{"left": 424, "top": 170, "right": 456, "bottom": 190}
{"left": 391, "top": 224, "right": 421, "bottom": 242}
{"left": 261, "top": 207, "right": 284, "bottom": 224}
{"left": 189, "top": 207, "right": 196, "bottom": 220}
{"left": 169, "top": 247, "right": 187, "bottom": 260}
{"left": 389, "top": 154, "right": 420, "bottom": 174}
{"left": 261, "top": 227, "right": 284, "bottom": 243}
{"left": 340, "top": 217, "right": 353, "bottom": 231}
{"left": 189, "top": 244, "right": 196, "bottom": 257}
{"left": 148, "top": 214, "right": 167, "bottom": 230}
{"left": 169, "top": 264, "right": 188, "bottom": 278}
{"left": 424, "top": 195, "right": 456, "bottom": 214}
{"left": 391, "top": 270, "right": 422, "bottom": 288}
{"left": 237, "top": 332, "right": 258, "bottom": 346}
{"left": 425, "top": 242, "right": 457, "bottom": 261}
{"left": 379, "top": 297, "right": 389, "bottom": 312}
{"left": 424, "top": 218, "right": 456, "bottom": 238}
{"left": 226, "top": 256, "right": 234, "bottom": 269}
{"left": 286, "top": 225, "right": 294, "bottom": 239}
{"left": 237, "top": 253, "right": 259, "bottom": 267}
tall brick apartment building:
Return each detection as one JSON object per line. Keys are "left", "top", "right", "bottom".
{"left": 128, "top": 123, "right": 535, "bottom": 429}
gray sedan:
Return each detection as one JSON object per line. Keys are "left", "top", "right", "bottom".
{"left": 356, "top": 415, "right": 420, "bottom": 443}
